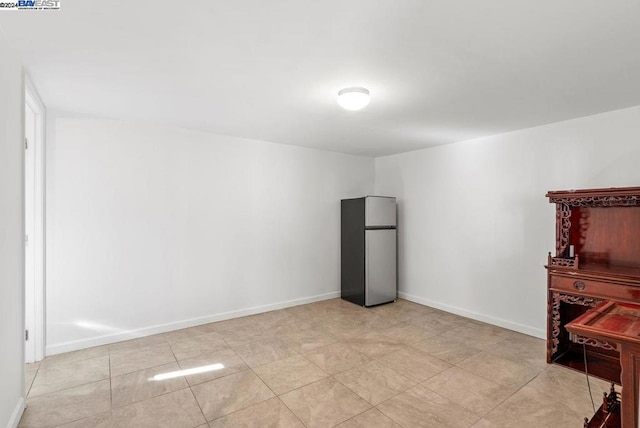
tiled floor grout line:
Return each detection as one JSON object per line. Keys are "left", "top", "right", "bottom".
{"left": 109, "top": 359, "right": 179, "bottom": 379}
{"left": 111, "top": 386, "right": 193, "bottom": 410}
{"left": 169, "top": 329, "right": 296, "bottom": 426}
{"left": 333, "top": 407, "right": 372, "bottom": 428}
{"left": 245, "top": 366, "right": 310, "bottom": 427}
{"left": 163, "top": 337, "right": 209, "bottom": 426}
{"left": 185, "top": 386, "right": 208, "bottom": 427}
{"left": 108, "top": 350, "right": 113, "bottom": 410}
{"left": 80, "top": 350, "right": 461, "bottom": 427}
{"left": 274, "top": 396, "right": 309, "bottom": 428}
{"left": 344, "top": 311, "right": 479, "bottom": 427}
{"left": 27, "top": 376, "right": 111, "bottom": 400}
{"left": 25, "top": 364, "right": 39, "bottom": 398}
{"left": 196, "top": 331, "right": 320, "bottom": 425}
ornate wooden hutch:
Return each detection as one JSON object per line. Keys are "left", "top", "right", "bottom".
{"left": 546, "top": 186, "right": 640, "bottom": 384}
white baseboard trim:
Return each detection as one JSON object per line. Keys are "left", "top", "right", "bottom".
{"left": 6, "top": 396, "right": 25, "bottom": 428}
{"left": 46, "top": 291, "right": 340, "bottom": 355}
{"left": 398, "top": 291, "right": 545, "bottom": 339}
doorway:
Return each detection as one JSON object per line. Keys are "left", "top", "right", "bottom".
{"left": 24, "top": 78, "right": 45, "bottom": 363}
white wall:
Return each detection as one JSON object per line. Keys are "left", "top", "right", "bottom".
{"left": 375, "top": 105, "right": 640, "bottom": 338}
{"left": 0, "top": 35, "right": 25, "bottom": 428}
{"left": 46, "top": 115, "right": 374, "bottom": 354}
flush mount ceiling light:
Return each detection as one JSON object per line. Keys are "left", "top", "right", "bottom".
{"left": 337, "top": 87, "right": 370, "bottom": 111}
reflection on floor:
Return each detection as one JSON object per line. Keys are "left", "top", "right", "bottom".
{"left": 21, "top": 298, "right": 608, "bottom": 427}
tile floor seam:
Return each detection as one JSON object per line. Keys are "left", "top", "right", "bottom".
{"left": 373, "top": 397, "right": 409, "bottom": 427}
{"left": 372, "top": 381, "right": 483, "bottom": 427}
{"left": 156, "top": 337, "right": 194, "bottom": 417}
{"left": 452, "top": 351, "right": 543, "bottom": 390}
{"left": 477, "top": 369, "right": 594, "bottom": 427}
{"left": 111, "top": 377, "right": 190, "bottom": 408}
{"left": 299, "top": 352, "right": 332, "bottom": 375}
{"left": 331, "top": 406, "right": 372, "bottom": 428}
{"left": 186, "top": 383, "right": 208, "bottom": 426}
{"left": 224, "top": 332, "right": 280, "bottom": 350}
{"left": 427, "top": 363, "right": 508, "bottom": 389}
{"left": 333, "top": 373, "right": 412, "bottom": 409}
{"left": 275, "top": 396, "right": 309, "bottom": 428}
{"left": 419, "top": 378, "right": 502, "bottom": 418}
{"left": 272, "top": 374, "right": 332, "bottom": 399}
{"left": 411, "top": 343, "right": 454, "bottom": 362}
{"left": 518, "top": 365, "right": 598, "bottom": 407}
{"left": 27, "top": 361, "right": 112, "bottom": 398}
{"left": 108, "top": 385, "right": 197, "bottom": 419}
{"left": 37, "top": 354, "right": 109, "bottom": 371}
{"left": 179, "top": 362, "right": 252, "bottom": 388}
{"left": 300, "top": 339, "right": 351, "bottom": 356}
{"left": 236, "top": 368, "right": 302, "bottom": 426}
{"left": 108, "top": 354, "right": 180, "bottom": 379}
{"left": 248, "top": 365, "right": 281, "bottom": 398}
{"left": 476, "top": 366, "right": 550, "bottom": 421}
{"left": 49, "top": 414, "right": 90, "bottom": 428}
{"left": 204, "top": 396, "right": 309, "bottom": 428}
{"left": 411, "top": 386, "right": 484, "bottom": 425}
{"left": 117, "top": 384, "right": 194, "bottom": 407}
{"left": 193, "top": 371, "right": 276, "bottom": 423}
{"left": 372, "top": 346, "right": 451, "bottom": 379}
{"left": 108, "top": 352, "right": 113, "bottom": 410}
{"left": 20, "top": 379, "right": 112, "bottom": 428}
{"left": 103, "top": 345, "right": 195, "bottom": 413}
{"left": 27, "top": 376, "right": 111, "bottom": 400}
{"left": 26, "top": 364, "right": 39, "bottom": 397}
{"left": 356, "top": 357, "right": 415, "bottom": 390}
{"left": 275, "top": 377, "right": 354, "bottom": 426}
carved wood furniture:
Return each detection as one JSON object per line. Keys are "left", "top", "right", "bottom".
{"left": 546, "top": 187, "right": 640, "bottom": 385}
{"left": 566, "top": 301, "right": 640, "bottom": 428}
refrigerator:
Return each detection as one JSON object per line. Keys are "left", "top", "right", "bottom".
{"left": 341, "top": 196, "right": 397, "bottom": 307}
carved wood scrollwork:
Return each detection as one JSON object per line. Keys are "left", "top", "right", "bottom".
{"left": 555, "top": 203, "right": 571, "bottom": 257}
{"left": 550, "top": 257, "right": 577, "bottom": 268}
{"left": 551, "top": 292, "right": 561, "bottom": 354}
{"left": 548, "top": 195, "right": 640, "bottom": 207}
{"left": 550, "top": 292, "right": 602, "bottom": 355}
{"left": 569, "top": 334, "right": 618, "bottom": 351}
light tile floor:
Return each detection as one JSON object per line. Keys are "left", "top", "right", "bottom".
{"left": 21, "top": 299, "right": 610, "bottom": 428}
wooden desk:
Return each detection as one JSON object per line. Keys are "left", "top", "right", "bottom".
{"left": 566, "top": 301, "right": 640, "bottom": 428}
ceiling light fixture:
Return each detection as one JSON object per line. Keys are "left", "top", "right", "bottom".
{"left": 337, "top": 87, "right": 370, "bottom": 111}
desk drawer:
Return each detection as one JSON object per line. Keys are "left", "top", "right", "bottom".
{"left": 550, "top": 275, "right": 640, "bottom": 303}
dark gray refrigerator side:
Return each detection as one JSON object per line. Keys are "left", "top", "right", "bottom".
{"left": 341, "top": 198, "right": 366, "bottom": 306}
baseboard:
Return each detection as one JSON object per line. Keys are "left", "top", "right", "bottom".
{"left": 46, "top": 291, "right": 340, "bottom": 355}
{"left": 398, "top": 291, "right": 546, "bottom": 339}
{"left": 6, "top": 396, "right": 25, "bottom": 428}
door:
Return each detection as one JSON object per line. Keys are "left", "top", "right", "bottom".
{"left": 24, "top": 103, "right": 36, "bottom": 363}
{"left": 365, "top": 229, "right": 397, "bottom": 306}
{"left": 24, "top": 80, "right": 45, "bottom": 363}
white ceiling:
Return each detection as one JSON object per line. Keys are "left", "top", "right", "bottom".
{"left": 2, "top": 1, "right": 640, "bottom": 156}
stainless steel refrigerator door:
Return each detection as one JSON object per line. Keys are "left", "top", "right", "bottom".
{"left": 365, "top": 196, "right": 396, "bottom": 227}
{"left": 365, "top": 229, "right": 397, "bottom": 306}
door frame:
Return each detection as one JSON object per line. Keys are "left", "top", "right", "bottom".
{"left": 24, "top": 75, "right": 45, "bottom": 362}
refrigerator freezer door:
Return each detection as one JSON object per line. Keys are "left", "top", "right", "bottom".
{"left": 365, "top": 229, "right": 397, "bottom": 306}
{"left": 365, "top": 197, "right": 396, "bottom": 227}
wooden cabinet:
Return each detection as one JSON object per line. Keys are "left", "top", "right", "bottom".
{"left": 546, "top": 187, "right": 640, "bottom": 384}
